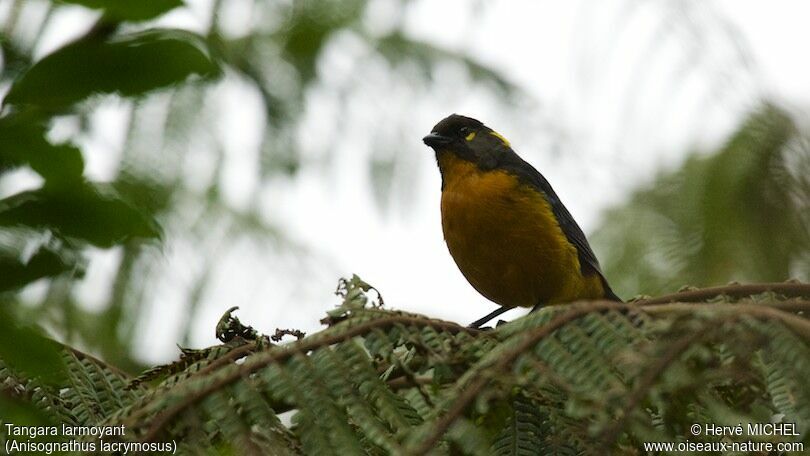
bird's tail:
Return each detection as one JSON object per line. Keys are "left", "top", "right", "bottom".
{"left": 602, "top": 279, "right": 623, "bottom": 302}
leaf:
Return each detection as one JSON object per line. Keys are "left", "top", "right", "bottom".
{"left": 0, "top": 308, "right": 67, "bottom": 385}
{"left": 0, "top": 114, "right": 84, "bottom": 183}
{"left": 0, "top": 40, "right": 33, "bottom": 82}
{"left": 0, "top": 393, "right": 57, "bottom": 427}
{"left": 0, "top": 182, "right": 161, "bottom": 248}
{"left": 0, "top": 245, "right": 76, "bottom": 292}
{"left": 55, "top": 0, "right": 184, "bottom": 22}
{"left": 5, "top": 29, "right": 220, "bottom": 110}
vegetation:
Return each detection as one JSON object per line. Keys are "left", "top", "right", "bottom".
{"left": 594, "top": 104, "right": 810, "bottom": 298}
{"left": 2, "top": 277, "right": 809, "bottom": 454}
{"left": 1, "top": 0, "right": 809, "bottom": 454}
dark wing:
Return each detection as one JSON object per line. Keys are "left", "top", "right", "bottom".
{"left": 499, "top": 155, "right": 622, "bottom": 301}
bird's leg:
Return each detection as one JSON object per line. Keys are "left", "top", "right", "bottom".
{"left": 468, "top": 306, "right": 512, "bottom": 329}
{"left": 529, "top": 302, "right": 544, "bottom": 313}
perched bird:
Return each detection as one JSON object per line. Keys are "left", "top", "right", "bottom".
{"left": 423, "top": 114, "right": 621, "bottom": 328}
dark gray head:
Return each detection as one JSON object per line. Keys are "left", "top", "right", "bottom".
{"left": 422, "top": 114, "right": 514, "bottom": 170}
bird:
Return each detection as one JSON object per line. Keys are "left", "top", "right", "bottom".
{"left": 422, "top": 114, "right": 621, "bottom": 328}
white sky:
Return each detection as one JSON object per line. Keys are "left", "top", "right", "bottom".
{"left": 7, "top": 0, "right": 810, "bottom": 362}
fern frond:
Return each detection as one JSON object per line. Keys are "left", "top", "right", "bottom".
{"left": 3, "top": 280, "right": 809, "bottom": 454}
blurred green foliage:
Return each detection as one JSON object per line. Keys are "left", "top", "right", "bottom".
{"left": 5, "top": 29, "right": 218, "bottom": 110}
{"left": 0, "top": 0, "right": 219, "bottom": 376}
{"left": 594, "top": 104, "right": 810, "bottom": 297}
{"left": 0, "top": 113, "right": 83, "bottom": 183}
{"left": 0, "top": 307, "right": 66, "bottom": 385}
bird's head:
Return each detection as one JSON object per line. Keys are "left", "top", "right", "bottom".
{"left": 422, "top": 114, "right": 513, "bottom": 171}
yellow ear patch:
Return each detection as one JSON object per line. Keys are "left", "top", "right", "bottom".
{"left": 489, "top": 130, "right": 511, "bottom": 147}
{"left": 465, "top": 131, "right": 476, "bottom": 141}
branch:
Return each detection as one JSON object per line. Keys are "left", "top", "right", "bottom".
{"left": 642, "top": 302, "right": 810, "bottom": 338}
{"left": 636, "top": 282, "right": 810, "bottom": 305}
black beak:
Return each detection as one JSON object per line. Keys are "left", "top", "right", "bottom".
{"left": 422, "top": 132, "right": 452, "bottom": 148}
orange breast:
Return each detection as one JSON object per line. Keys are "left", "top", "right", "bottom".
{"left": 438, "top": 153, "right": 604, "bottom": 308}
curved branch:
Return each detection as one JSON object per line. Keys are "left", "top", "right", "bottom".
{"left": 636, "top": 282, "right": 810, "bottom": 305}
{"left": 642, "top": 302, "right": 810, "bottom": 338}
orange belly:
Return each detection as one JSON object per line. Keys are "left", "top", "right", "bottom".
{"left": 438, "top": 155, "right": 604, "bottom": 308}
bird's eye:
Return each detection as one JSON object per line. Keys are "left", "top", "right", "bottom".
{"left": 460, "top": 127, "right": 476, "bottom": 141}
